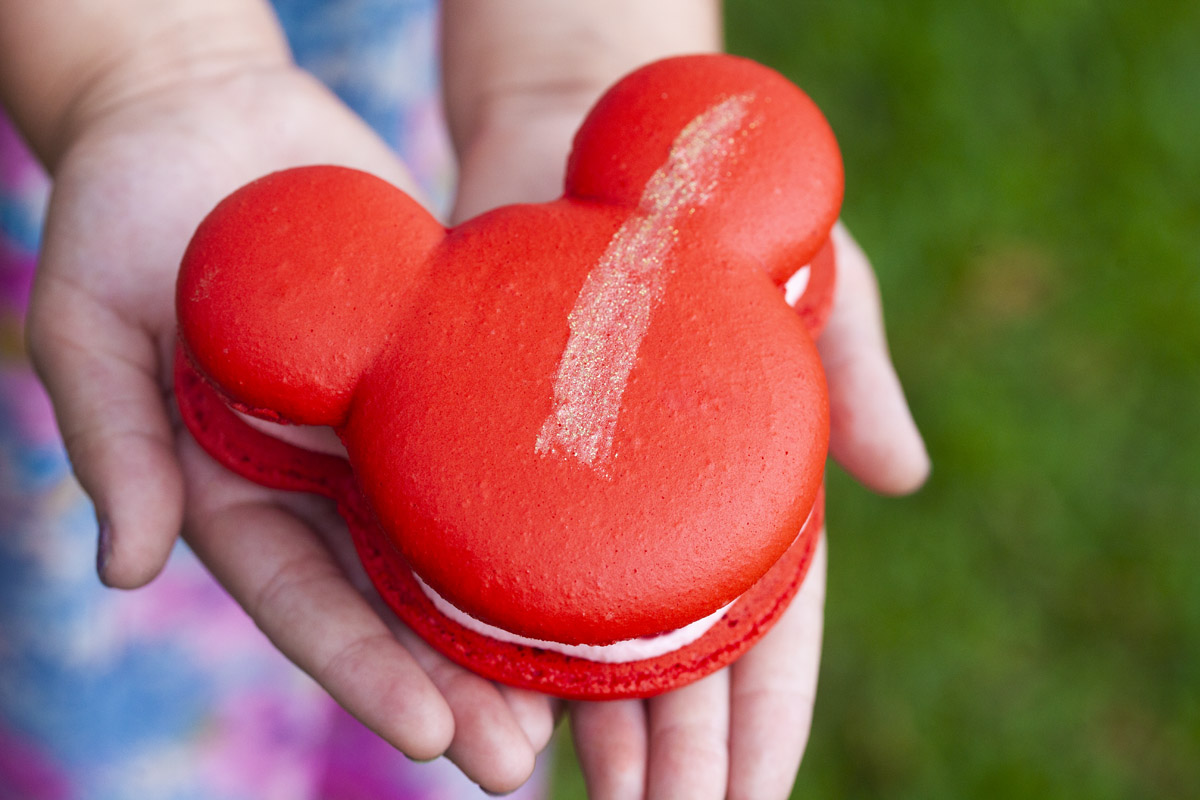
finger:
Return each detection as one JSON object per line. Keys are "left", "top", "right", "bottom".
{"left": 395, "top": 628, "right": 539, "bottom": 794}
{"left": 26, "top": 274, "right": 182, "bottom": 588}
{"left": 727, "top": 534, "right": 827, "bottom": 800}
{"left": 571, "top": 699, "right": 649, "bottom": 800}
{"left": 179, "top": 437, "right": 455, "bottom": 761}
{"left": 646, "top": 670, "right": 731, "bottom": 800}
{"left": 499, "top": 684, "right": 562, "bottom": 753}
{"left": 819, "top": 224, "right": 930, "bottom": 494}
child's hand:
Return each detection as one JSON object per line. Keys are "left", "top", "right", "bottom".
{"left": 566, "top": 229, "right": 928, "bottom": 800}
{"left": 13, "top": 8, "right": 556, "bottom": 791}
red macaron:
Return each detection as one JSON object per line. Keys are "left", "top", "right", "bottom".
{"left": 175, "top": 53, "right": 842, "bottom": 699}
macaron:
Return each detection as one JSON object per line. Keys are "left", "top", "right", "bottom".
{"left": 175, "top": 53, "right": 842, "bottom": 699}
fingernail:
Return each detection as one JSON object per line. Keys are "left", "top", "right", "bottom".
{"left": 96, "top": 516, "right": 112, "bottom": 577}
{"left": 482, "top": 790, "right": 514, "bottom": 798}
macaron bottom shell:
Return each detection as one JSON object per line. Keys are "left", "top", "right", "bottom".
{"left": 355, "top": 488, "right": 823, "bottom": 700}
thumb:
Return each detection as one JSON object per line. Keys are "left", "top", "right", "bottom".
{"left": 27, "top": 270, "right": 182, "bottom": 588}
{"left": 818, "top": 223, "right": 930, "bottom": 495}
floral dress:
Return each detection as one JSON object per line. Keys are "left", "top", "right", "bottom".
{"left": 0, "top": 1, "right": 546, "bottom": 797}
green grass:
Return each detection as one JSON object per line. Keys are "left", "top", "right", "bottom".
{"left": 551, "top": 1, "right": 1200, "bottom": 797}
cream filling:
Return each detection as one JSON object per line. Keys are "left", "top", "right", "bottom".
{"left": 415, "top": 575, "right": 734, "bottom": 664}
{"left": 783, "top": 264, "right": 812, "bottom": 306}
{"left": 415, "top": 473, "right": 816, "bottom": 664}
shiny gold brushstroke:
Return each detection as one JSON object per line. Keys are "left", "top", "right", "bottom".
{"left": 536, "top": 93, "right": 756, "bottom": 474}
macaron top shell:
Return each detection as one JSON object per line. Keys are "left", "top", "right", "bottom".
{"left": 176, "top": 53, "right": 842, "bottom": 650}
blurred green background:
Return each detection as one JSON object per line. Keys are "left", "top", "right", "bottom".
{"left": 552, "top": 1, "right": 1200, "bottom": 797}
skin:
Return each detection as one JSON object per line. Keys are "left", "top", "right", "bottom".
{"left": 1, "top": 0, "right": 929, "bottom": 796}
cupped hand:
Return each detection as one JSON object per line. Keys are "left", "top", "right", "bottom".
{"left": 26, "top": 63, "right": 556, "bottom": 794}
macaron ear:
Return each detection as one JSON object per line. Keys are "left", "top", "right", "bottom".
{"left": 177, "top": 166, "right": 445, "bottom": 426}
{"left": 565, "top": 54, "right": 843, "bottom": 283}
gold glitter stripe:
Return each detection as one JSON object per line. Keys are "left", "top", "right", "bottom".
{"left": 536, "top": 93, "right": 756, "bottom": 474}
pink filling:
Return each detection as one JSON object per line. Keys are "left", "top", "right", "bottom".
{"left": 415, "top": 576, "right": 733, "bottom": 664}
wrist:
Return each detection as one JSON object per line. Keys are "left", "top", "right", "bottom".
{"left": 442, "top": 0, "right": 721, "bottom": 157}
{"left": 450, "top": 106, "right": 584, "bottom": 221}
{"left": 0, "top": 0, "right": 290, "bottom": 170}
{"left": 442, "top": 0, "right": 721, "bottom": 219}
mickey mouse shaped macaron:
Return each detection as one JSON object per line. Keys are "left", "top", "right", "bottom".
{"left": 175, "top": 54, "right": 842, "bottom": 699}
